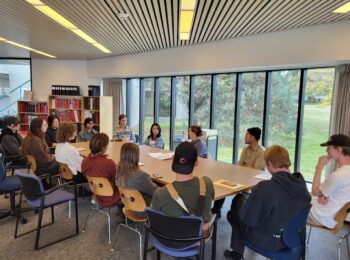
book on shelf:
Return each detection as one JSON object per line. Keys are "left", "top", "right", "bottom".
{"left": 84, "top": 97, "right": 99, "bottom": 110}
{"left": 20, "top": 114, "right": 48, "bottom": 124}
{"left": 84, "top": 111, "right": 100, "bottom": 124}
{"left": 53, "top": 110, "right": 81, "bottom": 123}
{"left": 51, "top": 85, "right": 80, "bottom": 95}
{"left": 18, "top": 102, "right": 48, "bottom": 113}
{"left": 51, "top": 98, "right": 81, "bottom": 109}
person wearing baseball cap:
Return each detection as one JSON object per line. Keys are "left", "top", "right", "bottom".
{"left": 308, "top": 134, "right": 350, "bottom": 228}
{"left": 151, "top": 141, "right": 215, "bottom": 224}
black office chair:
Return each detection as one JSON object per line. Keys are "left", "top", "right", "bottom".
{"left": 0, "top": 144, "right": 27, "bottom": 176}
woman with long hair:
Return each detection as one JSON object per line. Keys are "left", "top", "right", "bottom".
{"left": 21, "top": 117, "right": 60, "bottom": 176}
{"left": 144, "top": 123, "right": 164, "bottom": 149}
{"left": 115, "top": 142, "right": 157, "bottom": 207}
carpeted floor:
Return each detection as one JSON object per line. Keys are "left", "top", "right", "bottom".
{"left": 0, "top": 191, "right": 349, "bottom": 260}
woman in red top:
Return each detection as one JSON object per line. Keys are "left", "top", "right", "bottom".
{"left": 82, "top": 133, "right": 120, "bottom": 207}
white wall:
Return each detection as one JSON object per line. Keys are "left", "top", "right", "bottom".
{"left": 31, "top": 59, "right": 100, "bottom": 100}
{"left": 87, "top": 19, "right": 350, "bottom": 78}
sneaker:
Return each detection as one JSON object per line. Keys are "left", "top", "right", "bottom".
{"left": 224, "top": 249, "right": 244, "bottom": 260}
{"left": 91, "top": 199, "right": 96, "bottom": 204}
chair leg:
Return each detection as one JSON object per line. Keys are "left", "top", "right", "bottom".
{"left": 306, "top": 226, "right": 312, "bottom": 247}
{"left": 143, "top": 229, "right": 149, "bottom": 260}
{"left": 212, "top": 219, "right": 217, "bottom": 260}
{"left": 199, "top": 239, "right": 205, "bottom": 260}
{"left": 35, "top": 205, "right": 44, "bottom": 250}
{"left": 346, "top": 234, "right": 350, "bottom": 260}
{"left": 156, "top": 249, "right": 161, "bottom": 260}
{"left": 51, "top": 206, "right": 55, "bottom": 223}
{"left": 69, "top": 200, "right": 72, "bottom": 219}
{"left": 75, "top": 191, "right": 79, "bottom": 234}
{"left": 14, "top": 192, "right": 23, "bottom": 238}
{"left": 107, "top": 212, "right": 111, "bottom": 243}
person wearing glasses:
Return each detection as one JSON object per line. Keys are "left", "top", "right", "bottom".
{"left": 76, "top": 117, "right": 98, "bottom": 142}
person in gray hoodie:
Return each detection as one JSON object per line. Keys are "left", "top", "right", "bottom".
{"left": 224, "top": 145, "right": 311, "bottom": 260}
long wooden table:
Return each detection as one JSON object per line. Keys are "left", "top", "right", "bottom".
{"left": 73, "top": 142, "right": 263, "bottom": 200}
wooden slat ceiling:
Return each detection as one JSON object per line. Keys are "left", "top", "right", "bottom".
{"left": 0, "top": 0, "right": 350, "bottom": 60}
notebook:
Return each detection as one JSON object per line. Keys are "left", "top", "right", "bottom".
{"left": 214, "top": 179, "right": 245, "bottom": 191}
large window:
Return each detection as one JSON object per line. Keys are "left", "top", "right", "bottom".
{"left": 128, "top": 79, "right": 140, "bottom": 135}
{"left": 174, "top": 76, "right": 190, "bottom": 141}
{"left": 268, "top": 70, "right": 301, "bottom": 167}
{"left": 143, "top": 78, "right": 154, "bottom": 140}
{"left": 300, "top": 68, "right": 334, "bottom": 181}
{"left": 123, "top": 66, "right": 336, "bottom": 182}
{"left": 0, "top": 59, "right": 31, "bottom": 117}
{"left": 159, "top": 77, "right": 171, "bottom": 149}
{"left": 214, "top": 74, "right": 236, "bottom": 162}
{"left": 193, "top": 75, "right": 211, "bottom": 128}
{"left": 238, "top": 72, "right": 265, "bottom": 157}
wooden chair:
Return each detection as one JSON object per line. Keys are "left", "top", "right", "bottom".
{"left": 307, "top": 202, "right": 350, "bottom": 260}
{"left": 112, "top": 187, "right": 147, "bottom": 260}
{"left": 26, "top": 155, "right": 62, "bottom": 185}
{"left": 84, "top": 176, "right": 117, "bottom": 244}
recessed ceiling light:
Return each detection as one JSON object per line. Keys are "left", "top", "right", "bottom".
{"left": 179, "top": 0, "right": 197, "bottom": 40}
{"left": 333, "top": 1, "right": 350, "bottom": 13}
{"left": 117, "top": 13, "right": 130, "bottom": 20}
{"left": 0, "top": 36, "right": 56, "bottom": 58}
{"left": 25, "top": 0, "right": 111, "bottom": 54}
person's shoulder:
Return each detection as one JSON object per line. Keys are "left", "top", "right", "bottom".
{"left": 258, "top": 144, "right": 266, "bottom": 152}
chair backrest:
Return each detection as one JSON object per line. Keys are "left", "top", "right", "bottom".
{"left": 15, "top": 171, "right": 44, "bottom": 201}
{"left": 26, "top": 155, "right": 37, "bottom": 172}
{"left": 118, "top": 187, "right": 146, "bottom": 213}
{"left": 206, "top": 135, "right": 218, "bottom": 161}
{"left": 86, "top": 176, "right": 114, "bottom": 197}
{"left": 333, "top": 201, "right": 350, "bottom": 234}
{"left": 145, "top": 208, "right": 203, "bottom": 249}
{"left": 0, "top": 160, "right": 6, "bottom": 181}
{"left": 282, "top": 205, "right": 311, "bottom": 248}
{"left": 0, "top": 144, "right": 5, "bottom": 162}
{"left": 59, "top": 163, "right": 73, "bottom": 180}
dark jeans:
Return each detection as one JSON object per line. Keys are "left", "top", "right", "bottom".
{"left": 212, "top": 198, "right": 225, "bottom": 213}
{"left": 227, "top": 193, "right": 249, "bottom": 254}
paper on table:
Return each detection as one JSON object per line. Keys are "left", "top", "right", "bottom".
{"left": 138, "top": 162, "right": 144, "bottom": 166}
{"left": 214, "top": 179, "right": 245, "bottom": 191}
{"left": 76, "top": 147, "right": 85, "bottom": 151}
{"left": 148, "top": 152, "right": 174, "bottom": 160}
{"left": 254, "top": 171, "right": 271, "bottom": 180}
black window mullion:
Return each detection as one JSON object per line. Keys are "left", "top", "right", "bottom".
{"left": 140, "top": 78, "right": 145, "bottom": 143}
{"left": 126, "top": 79, "right": 131, "bottom": 126}
{"left": 154, "top": 77, "right": 160, "bottom": 123}
{"left": 189, "top": 75, "right": 195, "bottom": 127}
{"left": 210, "top": 74, "right": 217, "bottom": 129}
{"left": 170, "top": 76, "right": 177, "bottom": 151}
{"left": 233, "top": 73, "right": 242, "bottom": 164}
{"left": 262, "top": 71, "right": 272, "bottom": 147}
{"left": 294, "top": 69, "right": 307, "bottom": 172}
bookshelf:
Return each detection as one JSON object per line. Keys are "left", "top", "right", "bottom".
{"left": 48, "top": 95, "right": 83, "bottom": 132}
{"left": 17, "top": 101, "right": 49, "bottom": 132}
{"left": 83, "top": 96, "right": 113, "bottom": 139}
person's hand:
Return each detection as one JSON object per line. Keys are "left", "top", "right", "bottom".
{"left": 317, "top": 195, "right": 329, "bottom": 205}
{"left": 316, "top": 155, "right": 331, "bottom": 168}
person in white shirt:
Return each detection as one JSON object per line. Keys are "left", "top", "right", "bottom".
{"left": 55, "top": 123, "right": 86, "bottom": 184}
{"left": 308, "top": 134, "right": 350, "bottom": 228}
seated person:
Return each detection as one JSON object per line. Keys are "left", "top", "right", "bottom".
{"left": 0, "top": 116, "right": 26, "bottom": 165}
{"left": 224, "top": 145, "right": 311, "bottom": 260}
{"left": 113, "top": 114, "right": 136, "bottom": 142}
{"left": 151, "top": 142, "right": 214, "bottom": 227}
{"left": 82, "top": 133, "right": 120, "bottom": 207}
{"left": 238, "top": 127, "right": 265, "bottom": 170}
{"left": 45, "top": 115, "right": 60, "bottom": 147}
{"left": 115, "top": 142, "right": 158, "bottom": 215}
{"left": 143, "top": 123, "right": 164, "bottom": 149}
{"left": 188, "top": 125, "right": 207, "bottom": 158}
{"left": 212, "top": 127, "right": 266, "bottom": 217}
{"left": 308, "top": 134, "right": 350, "bottom": 228}
{"left": 21, "top": 118, "right": 60, "bottom": 176}
{"left": 55, "top": 123, "right": 86, "bottom": 184}
{"left": 76, "top": 118, "right": 98, "bottom": 142}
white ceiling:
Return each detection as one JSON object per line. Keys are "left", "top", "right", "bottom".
{"left": 0, "top": 0, "right": 350, "bottom": 60}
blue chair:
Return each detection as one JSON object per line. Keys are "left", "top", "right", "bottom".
{"left": 14, "top": 172, "right": 79, "bottom": 250}
{"left": 244, "top": 205, "right": 311, "bottom": 260}
{"left": 143, "top": 208, "right": 217, "bottom": 260}
{"left": 0, "top": 160, "right": 27, "bottom": 223}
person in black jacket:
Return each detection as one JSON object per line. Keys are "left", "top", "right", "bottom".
{"left": 224, "top": 145, "right": 311, "bottom": 260}
{"left": 45, "top": 115, "right": 60, "bottom": 147}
